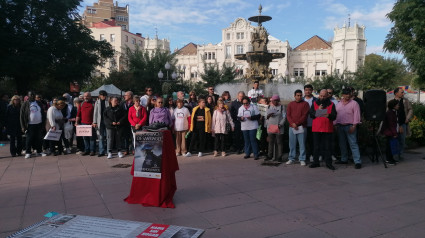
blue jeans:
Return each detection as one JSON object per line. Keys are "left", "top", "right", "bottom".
{"left": 82, "top": 123, "right": 96, "bottom": 153}
{"left": 98, "top": 125, "right": 107, "bottom": 154}
{"left": 242, "top": 129, "right": 259, "bottom": 157}
{"left": 288, "top": 127, "right": 307, "bottom": 161}
{"left": 398, "top": 124, "right": 407, "bottom": 156}
{"left": 338, "top": 125, "right": 361, "bottom": 164}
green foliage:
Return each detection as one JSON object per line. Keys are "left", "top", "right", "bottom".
{"left": 354, "top": 54, "right": 408, "bottom": 91}
{"left": 200, "top": 62, "right": 236, "bottom": 87}
{"left": 310, "top": 71, "right": 355, "bottom": 96}
{"left": 385, "top": 0, "right": 425, "bottom": 84}
{"left": 407, "top": 102, "right": 425, "bottom": 145}
{"left": 412, "top": 102, "right": 425, "bottom": 120}
{"left": 0, "top": 0, "right": 114, "bottom": 96}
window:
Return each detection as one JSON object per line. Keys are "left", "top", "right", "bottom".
{"left": 121, "top": 25, "right": 127, "bottom": 30}
{"left": 138, "top": 41, "right": 143, "bottom": 47}
{"left": 208, "top": 52, "right": 211, "bottom": 60}
{"left": 225, "top": 45, "right": 232, "bottom": 59}
{"left": 271, "top": 69, "right": 278, "bottom": 76}
{"left": 212, "top": 52, "right": 215, "bottom": 60}
{"left": 125, "top": 35, "right": 128, "bottom": 42}
{"left": 132, "top": 38, "right": 136, "bottom": 44}
{"left": 226, "top": 33, "right": 230, "bottom": 40}
{"left": 87, "top": 8, "right": 96, "bottom": 14}
{"left": 100, "top": 34, "right": 105, "bottom": 41}
{"left": 294, "top": 68, "right": 304, "bottom": 77}
{"left": 315, "top": 70, "right": 327, "bottom": 76}
{"left": 110, "top": 34, "right": 115, "bottom": 42}
{"left": 236, "top": 32, "right": 244, "bottom": 39}
{"left": 116, "top": 15, "right": 128, "bottom": 22}
{"left": 236, "top": 45, "right": 244, "bottom": 54}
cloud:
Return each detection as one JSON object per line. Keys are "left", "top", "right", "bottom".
{"left": 321, "top": 0, "right": 393, "bottom": 29}
{"left": 262, "top": 2, "right": 291, "bottom": 13}
{"left": 366, "top": 45, "right": 384, "bottom": 54}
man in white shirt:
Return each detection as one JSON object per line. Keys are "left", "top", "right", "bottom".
{"left": 247, "top": 81, "right": 263, "bottom": 104}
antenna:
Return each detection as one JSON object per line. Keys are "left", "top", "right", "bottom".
{"left": 348, "top": 13, "right": 351, "bottom": 27}
{"left": 155, "top": 26, "right": 158, "bottom": 39}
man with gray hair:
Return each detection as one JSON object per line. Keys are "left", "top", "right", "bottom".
{"left": 120, "top": 91, "right": 134, "bottom": 155}
{"left": 93, "top": 90, "right": 109, "bottom": 157}
{"left": 230, "top": 91, "right": 245, "bottom": 154}
{"left": 75, "top": 92, "right": 96, "bottom": 156}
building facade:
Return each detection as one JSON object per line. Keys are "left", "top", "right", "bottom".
{"left": 175, "top": 18, "right": 366, "bottom": 82}
{"left": 82, "top": 0, "right": 130, "bottom": 31}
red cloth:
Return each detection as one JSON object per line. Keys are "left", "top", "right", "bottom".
{"left": 77, "top": 101, "right": 94, "bottom": 124}
{"left": 286, "top": 100, "right": 310, "bottom": 127}
{"left": 124, "top": 130, "right": 179, "bottom": 208}
{"left": 312, "top": 101, "right": 334, "bottom": 133}
{"left": 128, "top": 105, "right": 148, "bottom": 126}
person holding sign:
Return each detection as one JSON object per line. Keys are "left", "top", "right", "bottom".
{"left": 309, "top": 89, "right": 337, "bottom": 170}
{"left": 286, "top": 90, "right": 310, "bottom": 166}
{"left": 265, "top": 95, "right": 286, "bottom": 162}
{"left": 104, "top": 97, "right": 127, "bottom": 159}
{"left": 46, "top": 99, "right": 67, "bottom": 156}
{"left": 75, "top": 92, "right": 96, "bottom": 156}
{"left": 238, "top": 96, "right": 261, "bottom": 160}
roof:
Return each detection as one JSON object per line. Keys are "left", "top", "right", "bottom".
{"left": 91, "top": 84, "right": 123, "bottom": 97}
{"left": 92, "top": 20, "right": 117, "bottom": 28}
{"left": 294, "top": 35, "right": 332, "bottom": 50}
{"left": 176, "top": 43, "right": 197, "bottom": 55}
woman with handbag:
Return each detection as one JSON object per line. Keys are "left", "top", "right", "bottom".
{"left": 265, "top": 95, "right": 286, "bottom": 162}
{"left": 381, "top": 99, "right": 400, "bottom": 165}
{"left": 238, "top": 96, "right": 261, "bottom": 160}
{"left": 211, "top": 100, "right": 234, "bottom": 157}
{"left": 128, "top": 96, "right": 147, "bottom": 145}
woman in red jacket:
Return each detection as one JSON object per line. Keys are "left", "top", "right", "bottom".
{"left": 381, "top": 99, "right": 400, "bottom": 165}
{"left": 128, "top": 96, "right": 147, "bottom": 146}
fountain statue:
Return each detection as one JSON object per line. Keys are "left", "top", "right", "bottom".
{"left": 235, "top": 5, "right": 285, "bottom": 83}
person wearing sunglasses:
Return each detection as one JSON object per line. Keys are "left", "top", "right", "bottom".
{"left": 149, "top": 97, "right": 172, "bottom": 128}
{"left": 237, "top": 96, "right": 261, "bottom": 160}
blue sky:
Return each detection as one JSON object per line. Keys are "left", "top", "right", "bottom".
{"left": 80, "top": 0, "right": 399, "bottom": 57}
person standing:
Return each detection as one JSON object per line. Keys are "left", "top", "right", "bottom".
{"left": 20, "top": 91, "right": 46, "bottom": 158}
{"left": 286, "top": 90, "right": 310, "bottom": 166}
{"left": 309, "top": 89, "right": 337, "bottom": 170}
{"left": 104, "top": 97, "right": 127, "bottom": 159}
{"left": 247, "top": 81, "right": 263, "bottom": 104}
{"left": 207, "top": 86, "right": 219, "bottom": 104}
{"left": 381, "top": 99, "right": 400, "bottom": 165}
{"left": 120, "top": 91, "right": 134, "bottom": 155}
{"left": 128, "top": 96, "right": 147, "bottom": 143}
{"left": 149, "top": 97, "right": 173, "bottom": 128}
{"left": 185, "top": 99, "right": 211, "bottom": 157}
{"left": 93, "top": 90, "right": 109, "bottom": 157}
{"left": 303, "top": 84, "right": 317, "bottom": 162}
{"left": 5, "top": 95, "right": 22, "bottom": 157}
{"left": 141, "top": 87, "right": 153, "bottom": 107}
{"left": 230, "top": 91, "right": 245, "bottom": 154}
{"left": 174, "top": 99, "right": 191, "bottom": 156}
{"left": 211, "top": 100, "right": 234, "bottom": 157}
{"left": 334, "top": 88, "right": 362, "bottom": 169}
{"left": 46, "top": 99, "right": 67, "bottom": 156}
{"left": 75, "top": 92, "right": 96, "bottom": 156}
{"left": 0, "top": 94, "right": 8, "bottom": 141}
{"left": 392, "top": 87, "right": 413, "bottom": 160}
{"left": 265, "top": 95, "right": 286, "bottom": 162}
{"left": 238, "top": 96, "right": 261, "bottom": 160}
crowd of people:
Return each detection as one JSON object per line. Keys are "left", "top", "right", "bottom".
{"left": 0, "top": 82, "right": 413, "bottom": 170}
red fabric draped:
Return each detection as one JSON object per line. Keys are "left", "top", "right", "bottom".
{"left": 124, "top": 130, "right": 179, "bottom": 208}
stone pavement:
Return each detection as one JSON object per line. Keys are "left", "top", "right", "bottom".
{"left": 0, "top": 142, "right": 425, "bottom": 238}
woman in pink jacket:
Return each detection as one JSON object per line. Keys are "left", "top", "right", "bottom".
{"left": 211, "top": 100, "right": 234, "bottom": 157}
{"left": 128, "top": 96, "right": 147, "bottom": 145}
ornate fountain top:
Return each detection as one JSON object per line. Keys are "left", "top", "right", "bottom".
{"left": 248, "top": 4, "right": 272, "bottom": 26}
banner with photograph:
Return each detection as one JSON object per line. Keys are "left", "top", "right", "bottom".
{"left": 8, "top": 213, "right": 204, "bottom": 238}
{"left": 134, "top": 131, "right": 163, "bottom": 179}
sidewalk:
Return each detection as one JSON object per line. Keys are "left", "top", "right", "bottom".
{"left": 1, "top": 142, "right": 425, "bottom": 238}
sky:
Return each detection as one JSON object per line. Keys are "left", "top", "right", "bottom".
{"left": 80, "top": 0, "right": 399, "bottom": 58}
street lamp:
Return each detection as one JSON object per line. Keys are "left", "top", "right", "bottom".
{"left": 171, "top": 71, "right": 177, "bottom": 80}
{"left": 158, "top": 62, "right": 173, "bottom": 82}
{"left": 158, "top": 70, "right": 164, "bottom": 80}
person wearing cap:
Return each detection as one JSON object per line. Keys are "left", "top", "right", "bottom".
{"left": 265, "top": 95, "right": 286, "bottom": 162}
{"left": 286, "top": 90, "right": 310, "bottom": 166}
{"left": 334, "top": 88, "right": 362, "bottom": 169}
{"left": 247, "top": 81, "right": 263, "bottom": 104}
{"left": 93, "top": 90, "right": 109, "bottom": 157}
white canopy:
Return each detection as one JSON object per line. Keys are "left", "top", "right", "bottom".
{"left": 90, "top": 84, "right": 123, "bottom": 97}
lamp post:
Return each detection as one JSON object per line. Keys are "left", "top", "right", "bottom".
{"left": 165, "top": 61, "right": 171, "bottom": 80}
{"left": 158, "top": 61, "right": 174, "bottom": 82}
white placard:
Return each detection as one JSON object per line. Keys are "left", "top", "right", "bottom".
{"left": 44, "top": 129, "right": 62, "bottom": 141}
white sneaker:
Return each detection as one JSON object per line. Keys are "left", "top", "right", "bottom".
{"left": 176, "top": 153, "right": 180, "bottom": 157}
{"left": 286, "top": 160, "right": 294, "bottom": 165}
{"left": 184, "top": 152, "right": 192, "bottom": 157}
{"left": 76, "top": 151, "right": 82, "bottom": 155}
{"left": 300, "top": 161, "right": 306, "bottom": 166}
{"left": 107, "top": 152, "right": 112, "bottom": 159}
{"left": 118, "top": 151, "right": 124, "bottom": 158}
{"left": 39, "top": 152, "right": 47, "bottom": 157}
{"left": 25, "top": 154, "right": 31, "bottom": 159}
{"left": 319, "top": 156, "right": 322, "bottom": 161}
{"left": 332, "top": 156, "right": 337, "bottom": 161}
{"left": 198, "top": 152, "right": 203, "bottom": 157}
{"left": 65, "top": 148, "right": 71, "bottom": 154}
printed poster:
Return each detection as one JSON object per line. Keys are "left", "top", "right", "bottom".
{"left": 257, "top": 104, "right": 268, "bottom": 116}
{"left": 76, "top": 125, "right": 92, "bottom": 136}
{"left": 134, "top": 131, "right": 163, "bottom": 179}
{"left": 8, "top": 213, "right": 204, "bottom": 238}
{"left": 43, "top": 129, "right": 62, "bottom": 141}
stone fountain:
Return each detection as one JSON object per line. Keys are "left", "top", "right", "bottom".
{"left": 234, "top": 5, "right": 285, "bottom": 83}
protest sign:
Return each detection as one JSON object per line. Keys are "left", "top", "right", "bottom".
{"left": 134, "top": 131, "right": 163, "bottom": 179}
{"left": 76, "top": 125, "right": 92, "bottom": 136}
{"left": 43, "top": 129, "right": 62, "bottom": 141}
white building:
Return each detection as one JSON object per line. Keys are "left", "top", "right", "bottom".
{"left": 174, "top": 18, "right": 366, "bottom": 82}
{"left": 89, "top": 19, "right": 170, "bottom": 77}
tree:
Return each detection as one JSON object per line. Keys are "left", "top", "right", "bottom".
{"left": 310, "top": 71, "right": 355, "bottom": 95}
{"left": 0, "top": 0, "right": 114, "bottom": 96}
{"left": 200, "top": 62, "right": 236, "bottom": 87}
{"left": 384, "top": 0, "right": 425, "bottom": 85}
{"left": 354, "top": 54, "right": 408, "bottom": 91}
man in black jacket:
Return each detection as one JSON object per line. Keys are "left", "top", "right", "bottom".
{"left": 120, "top": 91, "right": 134, "bottom": 155}
{"left": 230, "top": 91, "right": 245, "bottom": 154}
{"left": 104, "top": 97, "right": 127, "bottom": 159}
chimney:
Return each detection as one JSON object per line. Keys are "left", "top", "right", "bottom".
{"left": 103, "top": 19, "right": 109, "bottom": 22}
{"left": 136, "top": 33, "right": 142, "bottom": 37}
